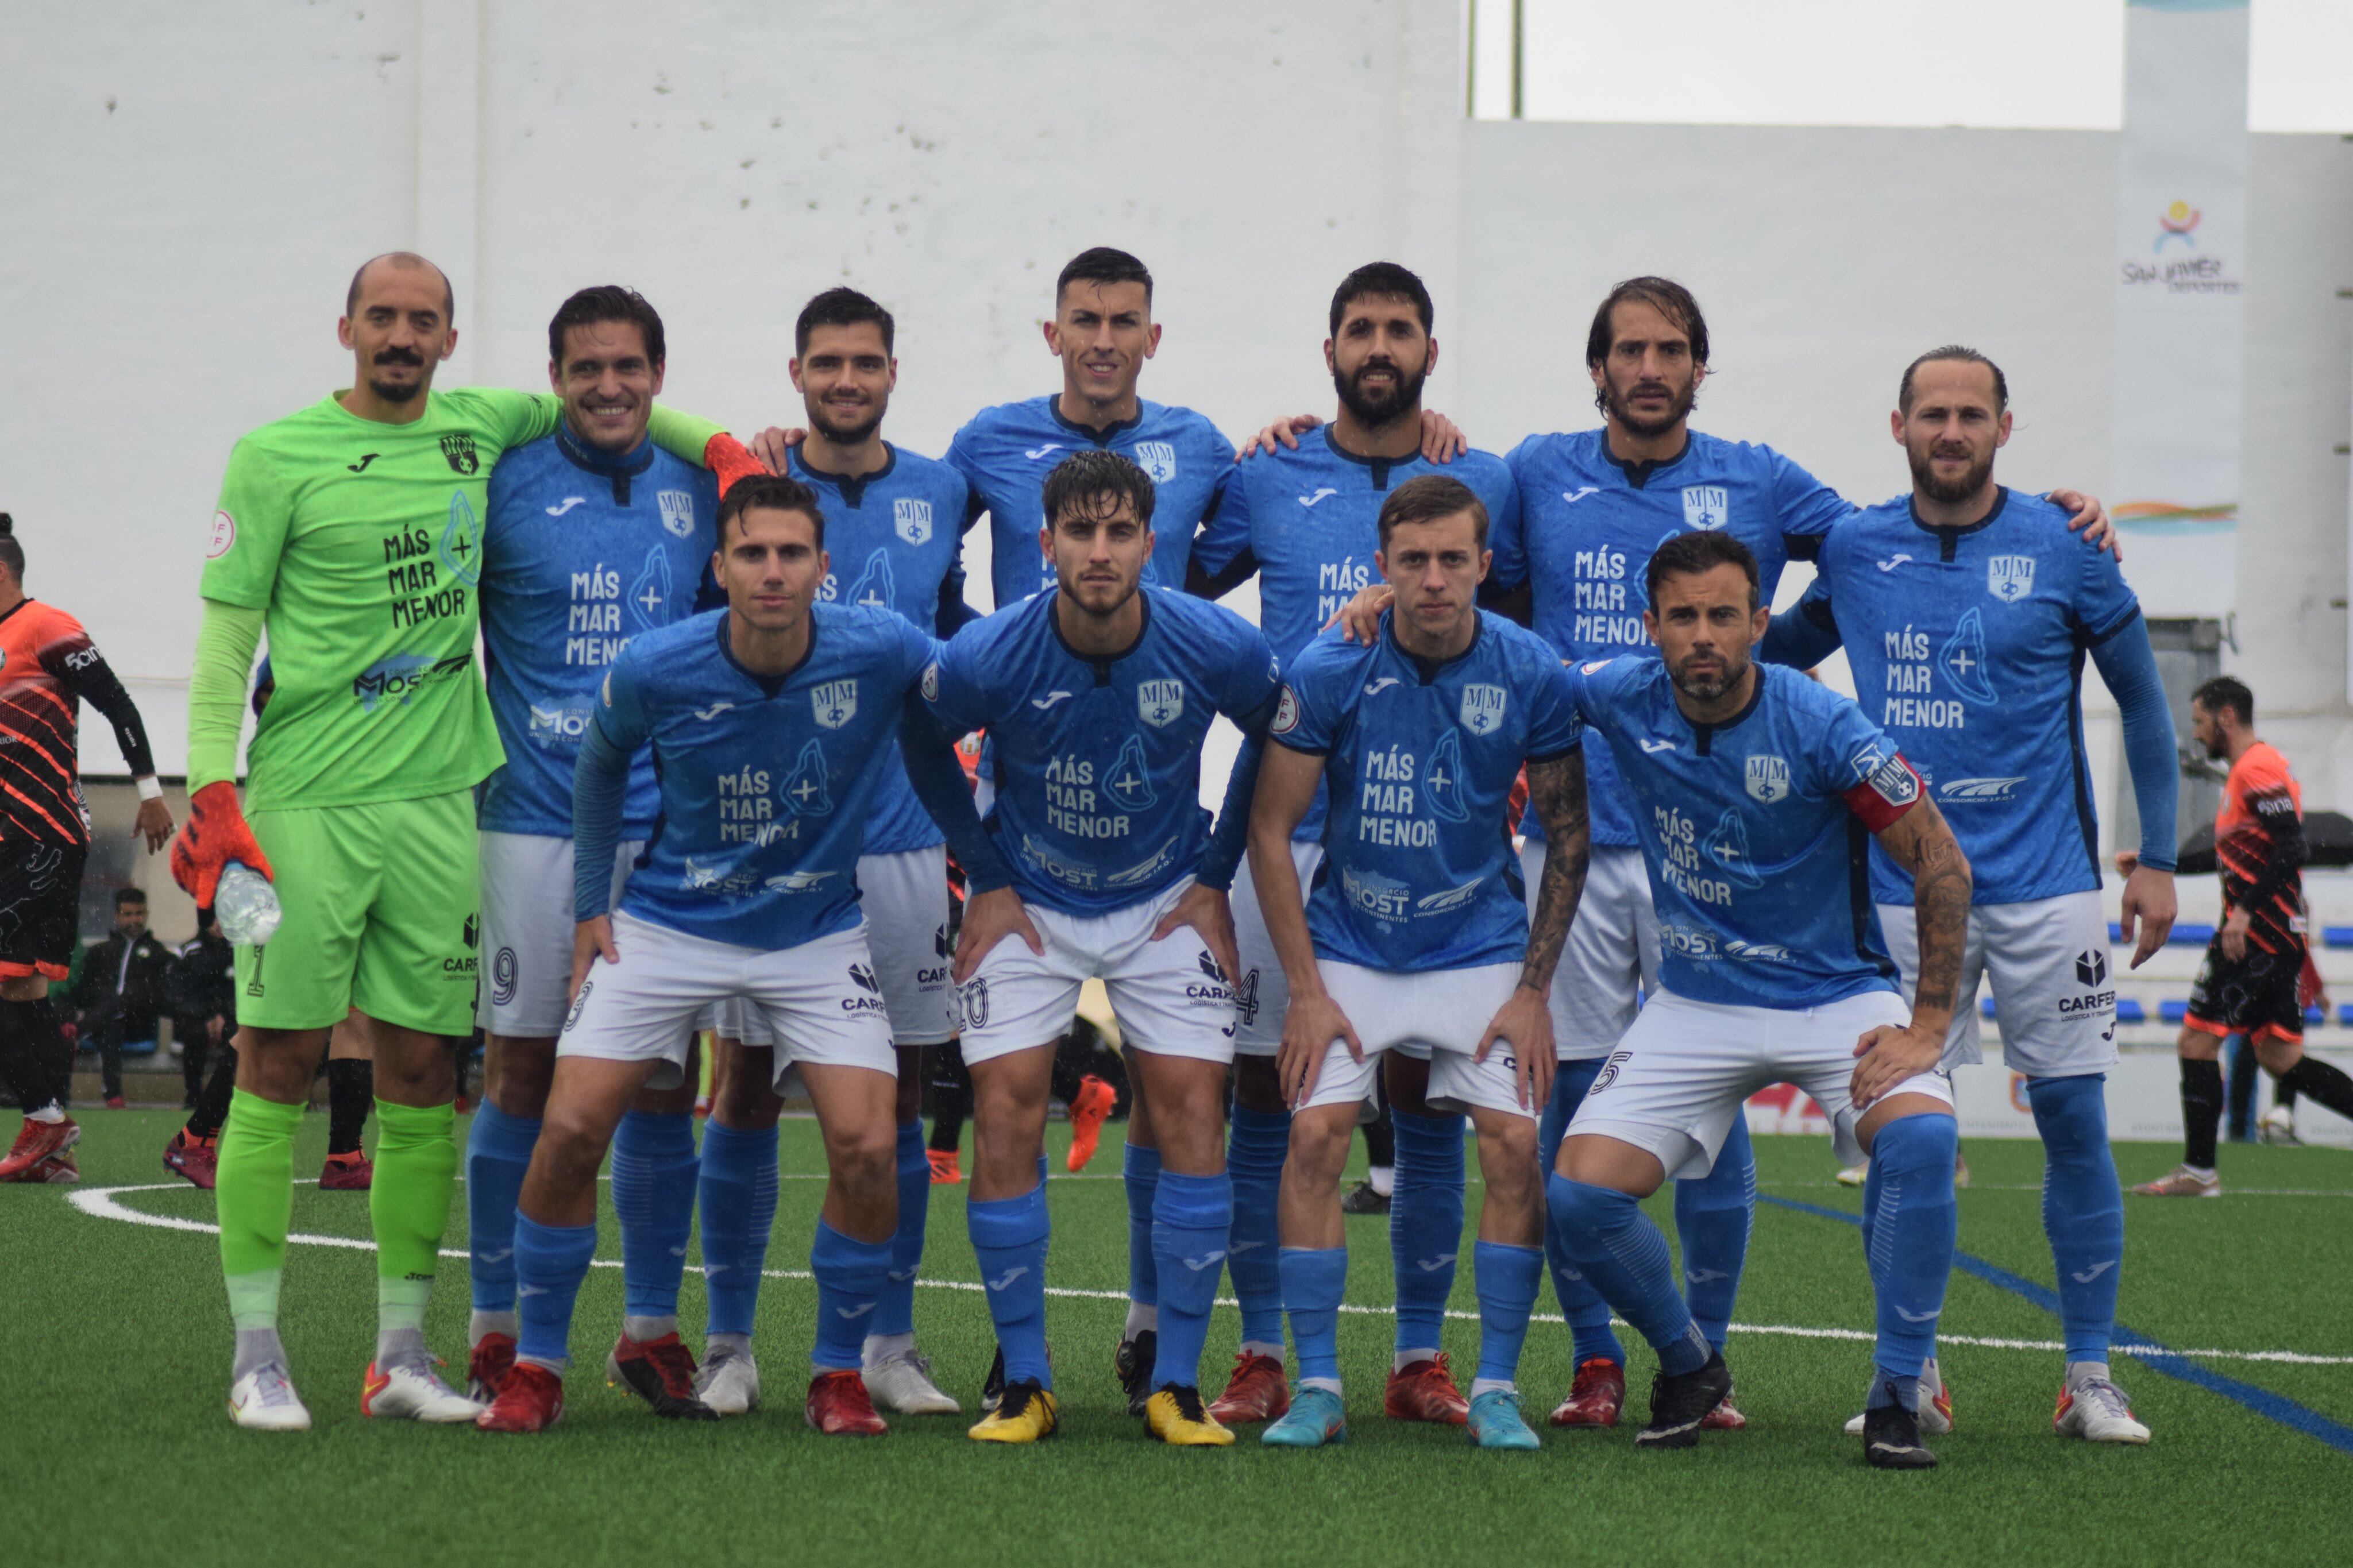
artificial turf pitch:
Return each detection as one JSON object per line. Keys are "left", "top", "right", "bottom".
{"left": 11, "top": 1109, "right": 2350, "bottom": 1567}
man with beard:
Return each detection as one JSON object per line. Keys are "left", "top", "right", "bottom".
{"left": 1186, "top": 262, "right": 1519, "bottom": 1430}
{"left": 1762, "top": 347, "right": 2176, "bottom": 1444}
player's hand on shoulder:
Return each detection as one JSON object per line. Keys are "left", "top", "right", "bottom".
{"left": 1152, "top": 883, "right": 1240, "bottom": 1002}
{"left": 570, "top": 916, "right": 618, "bottom": 1002}
{"left": 1418, "top": 409, "right": 1468, "bottom": 465}
{"left": 1278, "top": 988, "right": 1359, "bottom": 1109}
{"left": 1239, "top": 414, "right": 1321, "bottom": 460}
{"left": 1849, "top": 1021, "right": 1942, "bottom": 1110}
{"left": 2050, "top": 488, "right": 2119, "bottom": 559}
{"left": 1325, "top": 583, "right": 1394, "bottom": 643}
{"left": 749, "top": 426, "right": 806, "bottom": 475}
{"left": 1476, "top": 984, "right": 1554, "bottom": 1110}
{"left": 954, "top": 886, "right": 1043, "bottom": 986}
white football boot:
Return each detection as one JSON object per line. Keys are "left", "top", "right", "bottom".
{"left": 695, "top": 1343, "right": 762, "bottom": 1416}
{"left": 227, "top": 1363, "right": 314, "bottom": 1431}
{"left": 362, "top": 1358, "right": 487, "bottom": 1422}
{"left": 2055, "top": 1372, "right": 2151, "bottom": 1445}
{"left": 863, "top": 1343, "right": 962, "bottom": 1415}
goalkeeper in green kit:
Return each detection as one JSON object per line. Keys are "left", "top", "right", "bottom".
{"left": 171, "top": 253, "right": 761, "bottom": 1430}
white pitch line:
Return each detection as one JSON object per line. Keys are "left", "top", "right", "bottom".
{"left": 1760, "top": 1181, "right": 2353, "bottom": 1199}
{"left": 68, "top": 1181, "right": 2353, "bottom": 1368}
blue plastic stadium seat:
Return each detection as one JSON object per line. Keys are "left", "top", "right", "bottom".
{"left": 1980, "top": 995, "right": 1997, "bottom": 1019}
{"left": 2339, "top": 1003, "right": 2353, "bottom": 1028}
{"left": 2159, "top": 1000, "right": 2189, "bottom": 1023}
{"left": 2116, "top": 999, "right": 2146, "bottom": 1024}
{"left": 2170, "top": 924, "right": 2216, "bottom": 947}
{"left": 2306, "top": 1005, "right": 2325, "bottom": 1025}
{"left": 2108, "top": 922, "right": 2124, "bottom": 944}
{"left": 2325, "top": 927, "right": 2353, "bottom": 950}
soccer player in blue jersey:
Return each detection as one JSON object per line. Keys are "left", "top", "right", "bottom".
{"left": 1247, "top": 476, "right": 1590, "bottom": 1453}
{"left": 916, "top": 450, "right": 1282, "bottom": 1446}
{"left": 1191, "top": 262, "right": 1521, "bottom": 1428}
{"left": 475, "top": 474, "right": 989, "bottom": 1436}
{"left": 697, "top": 288, "right": 972, "bottom": 1419}
{"left": 1762, "top": 347, "right": 2177, "bottom": 1445}
{"left": 1550, "top": 529, "right": 1972, "bottom": 1468}
{"left": 466, "top": 286, "right": 722, "bottom": 1418}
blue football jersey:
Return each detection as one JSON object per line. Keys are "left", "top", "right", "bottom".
{"left": 790, "top": 444, "right": 970, "bottom": 858}
{"left": 923, "top": 589, "right": 1279, "bottom": 916}
{"left": 1191, "top": 428, "right": 1521, "bottom": 840}
{"left": 1272, "top": 612, "right": 1581, "bottom": 972}
{"left": 593, "top": 604, "right": 935, "bottom": 948}
{"left": 1492, "top": 428, "right": 1853, "bottom": 848}
{"left": 1572, "top": 658, "right": 1919, "bottom": 1009}
{"left": 479, "top": 427, "right": 719, "bottom": 836}
{"left": 1779, "top": 488, "right": 2143, "bottom": 907}
{"left": 945, "top": 395, "right": 1233, "bottom": 610}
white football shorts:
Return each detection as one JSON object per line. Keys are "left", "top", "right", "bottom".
{"left": 1876, "top": 890, "right": 2116, "bottom": 1079}
{"left": 1522, "top": 840, "right": 1660, "bottom": 1062}
{"left": 1230, "top": 838, "right": 1326, "bottom": 1059}
{"left": 480, "top": 831, "right": 643, "bottom": 1038}
{"left": 1298, "top": 960, "right": 1536, "bottom": 1121}
{"left": 718, "top": 848, "right": 956, "bottom": 1049}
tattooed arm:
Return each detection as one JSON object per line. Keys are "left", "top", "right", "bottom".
{"left": 1850, "top": 791, "right": 1973, "bottom": 1110}
{"left": 1519, "top": 750, "right": 1592, "bottom": 994}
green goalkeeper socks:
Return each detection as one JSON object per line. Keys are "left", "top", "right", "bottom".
{"left": 369, "top": 1098, "right": 457, "bottom": 1350}
{"left": 218, "top": 1087, "right": 303, "bottom": 1307}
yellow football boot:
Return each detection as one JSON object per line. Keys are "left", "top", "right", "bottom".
{"left": 1145, "top": 1385, "right": 1236, "bottom": 1446}
{"left": 968, "top": 1380, "right": 1059, "bottom": 1443}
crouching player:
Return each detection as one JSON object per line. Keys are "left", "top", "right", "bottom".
{"left": 1548, "top": 531, "right": 1970, "bottom": 1468}
{"left": 916, "top": 450, "right": 1281, "bottom": 1445}
{"left": 476, "top": 474, "right": 987, "bottom": 1435}
{"left": 1248, "top": 476, "right": 1590, "bottom": 1452}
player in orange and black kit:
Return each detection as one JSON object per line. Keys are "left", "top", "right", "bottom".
{"left": 2134, "top": 676, "right": 2353, "bottom": 1196}
{"left": 0, "top": 514, "right": 175, "bottom": 1183}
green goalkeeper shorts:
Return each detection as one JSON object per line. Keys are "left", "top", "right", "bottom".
{"left": 236, "top": 790, "right": 481, "bottom": 1036}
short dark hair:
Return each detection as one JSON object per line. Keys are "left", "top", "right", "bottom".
{"left": 1899, "top": 345, "right": 2008, "bottom": 414}
{"left": 0, "top": 513, "right": 21, "bottom": 581}
{"left": 1586, "top": 276, "right": 1709, "bottom": 372}
{"left": 114, "top": 886, "right": 146, "bottom": 907}
{"left": 1646, "top": 529, "right": 1760, "bottom": 613}
{"left": 1329, "top": 261, "right": 1434, "bottom": 339}
{"left": 345, "top": 252, "right": 454, "bottom": 320}
{"left": 716, "top": 474, "right": 826, "bottom": 548}
{"left": 1055, "top": 247, "right": 1153, "bottom": 307}
{"left": 2193, "top": 674, "right": 2254, "bottom": 727}
{"left": 546, "top": 285, "right": 666, "bottom": 369}
{"left": 1041, "top": 451, "right": 1155, "bottom": 531}
{"left": 795, "top": 287, "right": 895, "bottom": 357}
{"left": 1377, "top": 474, "right": 1488, "bottom": 551}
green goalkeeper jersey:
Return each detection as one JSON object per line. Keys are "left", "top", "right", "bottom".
{"left": 199, "top": 388, "right": 720, "bottom": 811}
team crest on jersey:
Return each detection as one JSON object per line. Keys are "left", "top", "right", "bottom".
{"left": 1866, "top": 754, "right": 1920, "bottom": 809}
{"left": 893, "top": 497, "right": 934, "bottom": 547}
{"left": 1681, "top": 485, "right": 1729, "bottom": 531}
{"left": 439, "top": 432, "right": 480, "bottom": 475}
{"left": 1458, "top": 683, "right": 1507, "bottom": 736}
{"left": 1138, "top": 679, "right": 1184, "bottom": 727}
{"left": 657, "top": 489, "right": 696, "bottom": 539}
{"left": 812, "top": 679, "right": 858, "bottom": 729}
{"left": 1133, "top": 441, "right": 1178, "bottom": 484}
{"left": 1745, "top": 754, "right": 1790, "bottom": 804}
{"left": 1986, "top": 554, "right": 2035, "bottom": 603}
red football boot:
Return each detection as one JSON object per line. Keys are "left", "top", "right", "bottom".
{"left": 1700, "top": 1387, "right": 1749, "bottom": 1430}
{"left": 0, "top": 1116, "right": 79, "bottom": 1180}
{"left": 164, "top": 1128, "right": 219, "bottom": 1189}
{"left": 928, "top": 1148, "right": 962, "bottom": 1185}
{"left": 476, "top": 1361, "right": 565, "bottom": 1432}
{"left": 1549, "top": 1356, "right": 1626, "bottom": 1428}
{"left": 27, "top": 1150, "right": 78, "bottom": 1183}
{"left": 1207, "top": 1351, "right": 1291, "bottom": 1424}
{"left": 1064, "top": 1075, "right": 1117, "bottom": 1173}
{"left": 468, "top": 1332, "right": 518, "bottom": 1403}
{"left": 319, "top": 1150, "right": 373, "bottom": 1191}
{"left": 607, "top": 1332, "right": 716, "bottom": 1420}
{"left": 1384, "top": 1352, "right": 1471, "bottom": 1425}
{"left": 805, "top": 1369, "right": 889, "bottom": 1435}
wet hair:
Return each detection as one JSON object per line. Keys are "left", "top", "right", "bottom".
{"left": 1329, "top": 261, "right": 1433, "bottom": 338}
{"left": 345, "top": 252, "right": 454, "bottom": 319}
{"left": 2193, "top": 674, "right": 2254, "bottom": 727}
{"left": 1055, "top": 247, "right": 1153, "bottom": 307}
{"left": 547, "top": 285, "right": 666, "bottom": 369}
{"left": 1898, "top": 345, "right": 2008, "bottom": 414}
{"left": 0, "top": 513, "right": 21, "bottom": 581}
{"left": 1376, "top": 474, "right": 1488, "bottom": 551}
{"left": 795, "top": 287, "right": 895, "bottom": 357}
{"left": 1646, "top": 528, "right": 1759, "bottom": 613}
{"left": 1585, "top": 276, "right": 1710, "bottom": 369}
{"left": 716, "top": 474, "right": 826, "bottom": 548}
{"left": 1041, "top": 450, "right": 1156, "bottom": 531}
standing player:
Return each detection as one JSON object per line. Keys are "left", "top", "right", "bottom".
{"left": 466, "top": 286, "right": 721, "bottom": 1415}
{"left": 475, "top": 474, "right": 984, "bottom": 1435}
{"left": 1550, "top": 531, "right": 1970, "bottom": 1468}
{"left": 0, "top": 514, "right": 173, "bottom": 1183}
{"left": 1190, "top": 262, "right": 1519, "bottom": 1427}
{"left": 697, "top": 288, "right": 971, "bottom": 1419}
{"left": 2135, "top": 677, "right": 2353, "bottom": 1194}
{"left": 1248, "top": 476, "right": 1590, "bottom": 1452}
{"left": 168, "top": 252, "right": 750, "bottom": 1430}
{"left": 1764, "top": 347, "right": 2175, "bottom": 1443}
{"left": 917, "top": 451, "right": 1280, "bottom": 1446}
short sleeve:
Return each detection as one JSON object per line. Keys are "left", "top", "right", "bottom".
{"left": 922, "top": 625, "right": 993, "bottom": 735}
{"left": 1769, "top": 447, "right": 1855, "bottom": 559}
{"left": 897, "top": 620, "right": 942, "bottom": 694}
{"left": 1189, "top": 422, "right": 1238, "bottom": 526}
{"left": 591, "top": 647, "right": 655, "bottom": 752}
{"left": 1486, "top": 449, "right": 1531, "bottom": 591}
{"left": 1217, "top": 621, "right": 1282, "bottom": 723}
{"left": 944, "top": 420, "right": 990, "bottom": 534}
{"left": 438, "top": 387, "right": 560, "bottom": 453}
{"left": 1815, "top": 697, "right": 1921, "bottom": 832}
{"left": 198, "top": 437, "right": 291, "bottom": 609}
{"left": 2069, "top": 540, "right": 2143, "bottom": 646}
{"left": 1191, "top": 466, "right": 1254, "bottom": 578}
{"left": 1269, "top": 654, "right": 1338, "bottom": 755}
{"left": 1524, "top": 655, "right": 1582, "bottom": 761}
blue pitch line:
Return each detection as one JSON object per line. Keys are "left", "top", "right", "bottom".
{"left": 1759, "top": 1194, "right": 2353, "bottom": 1456}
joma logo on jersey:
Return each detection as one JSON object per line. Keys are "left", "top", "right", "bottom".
{"left": 1458, "top": 684, "right": 1507, "bottom": 736}
{"left": 811, "top": 680, "right": 858, "bottom": 729}
{"left": 657, "top": 489, "right": 696, "bottom": 539}
{"left": 1745, "top": 754, "right": 1790, "bottom": 804}
{"left": 1987, "top": 555, "right": 2035, "bottom": 603}
{"left": 1138, "top": 679, "right": 1184, "bottom": 727}
{"left": 1681, "top": 486, "right": 1729, "bottom": 530}
{"left": 1132, "top": 442, "right": 1178, "bottom": 483}
{"left": 893, "top": 497, "right": 933, "bottom": 546}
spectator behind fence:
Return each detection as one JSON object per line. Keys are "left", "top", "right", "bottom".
{"left": 69, "top": 887, "right": 172, "bottom": 1108}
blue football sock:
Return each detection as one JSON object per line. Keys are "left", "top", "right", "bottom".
{"left": 809, "top": 1219, "right": 892, "bottom": 1373}
{"left": 1865, "top": 1113, "right": 1958, "bottom": 1382}
{"left": 1540, "top": 1061, "right": 1625, "bottom": 1366}
{"left": 611, "top": 1109, "right": 699, "bottom": 1322}
{"left": 697, "top": 1119, "right": 779, "bottom": 1340}
{"left": 1547, "top": 1175, "right": 1708, "bottom": 1376}
{"left": 969, "top": 1181, "right": 1052, "bottom": 1388}
{"left": 2028, "top": 1074, "right": 2123, "bottom": 1362}
{"left": 465, "top": 1102, "right": 540, "bottom": 1314}
{"left": 1280, "top": 1245, "right": 1349, "bottom": 1386}
{"left": 513, "top": 1215, "right": 599, "bottom": 1369}
{"left": 1150, "top": 1170, "right": 1234, "bottom": 1390}
{"left": 1225, "top": 1104, "right": 1289, "bottom": 1348}
{"left": 1391, "top": 1107, "right": 1465, "bottom": 1354}
{"left": 874, "top": 1120, "right": 931, "bottom": 1340}
{"left": 1674, "top": 1115, "right": 1755, "bottom": 1354}
{"left": 1122, "top": 1142, "right": 1160, "bottom": 1310}
{"left": 1473, "top": 1239, "right": 1544, "bottom": 1386}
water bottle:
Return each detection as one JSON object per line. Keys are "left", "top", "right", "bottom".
{"left": 215, "top": 862, "right": 282, "bottom": 947}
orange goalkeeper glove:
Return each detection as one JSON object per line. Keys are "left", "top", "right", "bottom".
{"left": 705, "top": 431, "right": 769, "bottom": 497}
{"left": 169, "top": 780, "right": 273, "bottom": 907}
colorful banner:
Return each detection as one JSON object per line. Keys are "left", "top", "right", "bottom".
{"left": 2108, "top": 0, "right": 2249, "bottom": 616}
